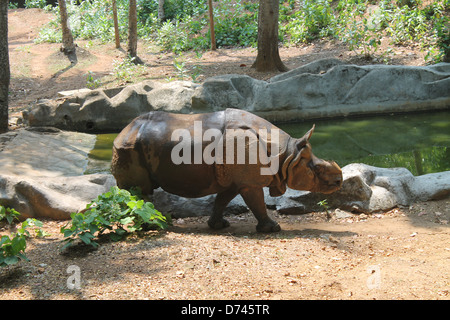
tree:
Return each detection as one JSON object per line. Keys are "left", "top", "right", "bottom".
{"left": 252, "top": 0, "right": 287, "bottom": 72}
{"left": 208, "top": 0, "right": 216, "bottom": 50}
{"left": 58, "top": 0, "right": 76, "bottom": 55}
{"left": 0, "top": 0, "right": 10, "bottom": 133}
{"left": 127, "top": 0, "right": 142, "bottom": 64}
{"left": 112, "top": 0, "right": 121, "bottom": 48}
{"left": 158, "top": 0, "right": 165, "bottom": 23}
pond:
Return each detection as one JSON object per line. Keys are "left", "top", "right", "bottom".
{"left": 86, "top": 110, "right": 450, "bottom": 176}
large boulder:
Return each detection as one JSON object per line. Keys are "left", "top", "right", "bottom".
{"left": 0, "top": 127, "right": 96, "bottom": 177}
{"left": 0, "top": 174, "right": 116, "bottom": 220}
{"left": 0, "top": 128, "right": 116, "bottom": 219}
{"left": 24, "top": 59, "right": 450, "bottom": 132}
{"left": 24, "top": 80, "right": 197, "bottom": 132}
{"left": 193, "top": 59, "right": 450, "bottom": 122}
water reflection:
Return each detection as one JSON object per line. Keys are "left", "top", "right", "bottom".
{"left": 279, "top": 111, "right": 450, "bottom": 176}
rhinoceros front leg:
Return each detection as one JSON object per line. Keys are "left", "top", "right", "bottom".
{"left": 239, "top": 187, "right": 281, "bottom": 233}
{"left": 208, "top": 188, "right": 239, "bottom": 230}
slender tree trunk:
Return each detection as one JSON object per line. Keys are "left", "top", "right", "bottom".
{"left": 0, "top": 0, "right": 10, "bottom": 133}
{"left": 208, "top": 0, "right": 216, "bottom": 50}
{"left": 158, "top": 0, "right": 165, "bottom": 22}
{"left": 127, "top": 0, "right": 139, "bottom": 62}
{"left": 252, "top": 0, "right": 287, "bottom": 72}
{"left": 58, "top": 0, "right": 75, "bottom": 54}
{"left": 112, "top": 0, "right": 121, "bottom": 48}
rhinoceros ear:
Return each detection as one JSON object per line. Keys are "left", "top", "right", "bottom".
{"left": 301, "top": 124, "right": 315, "bottom": 142}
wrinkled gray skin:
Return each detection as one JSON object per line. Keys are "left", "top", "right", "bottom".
{"left": 111, "top": 109, "right": 342, "bottom": 232}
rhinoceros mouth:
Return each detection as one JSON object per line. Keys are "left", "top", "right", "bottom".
{"left": 313, "top": 161, "right": 343, "bottom": 194}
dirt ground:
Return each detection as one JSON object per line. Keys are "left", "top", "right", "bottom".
{"left": 1, "top": 8, "right": 449, "bottom": 301}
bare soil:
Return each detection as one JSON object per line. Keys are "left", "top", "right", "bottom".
{"left": 1, "top": 9, "right": 449, "bottom": 301}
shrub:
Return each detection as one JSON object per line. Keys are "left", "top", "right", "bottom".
{"left": 0, "top": 206, "right": 21, "bottom": 225}
{"left": 334, "top": 2, "right": 383, "bottom": 59}
{"left": 283, "top": 0, "right": 334, "bottom": 44}
{"left": 1, "top": 210, "right": 46, "bottom": 267}
{"left": 60, "top": 187, "right": 169, "bottom": 249}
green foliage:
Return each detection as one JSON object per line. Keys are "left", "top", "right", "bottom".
{"left": 387, "top": 5, "right": 429, "bottom": 45}
{"left": 1, "top": 211, "right": 47, "bottom": 267}
{"left": 24, "top": 0, "right": 49, "bottom": 9}
{"left": 60, "top": 187, "right": 169, "bottom": 250}
{"left": 317, "top": 199, "right": 331, "bottom": 219}
{"left": 0, "top": 206, "right": 21, "bottom": 225}
{"left": 163, "top": 0, "right": 208, "bottom": 21}
{"left": 34, "top": 0, "right": 450, "bottom": 62}
{"left": 35, "top": 18, "right": 62, "bottom": 44}
{"left": 333, "top": 2, "right": 383, "bottom": 58}
{"left": 157, "top": 19, "right": 192, "bottom": 52}
{"left": 212, "top": 0, "right": 258, "bottom": 48}
{"left": 112, "top": 55, "right": 147, "bottom": 84}
{"left": 86, "top": 71, "right": 101, "bottom": 89}
{"left": 283, "top": 0, "right": 334, "bottom": 44}
{"left": 69, "top": 0, "right": 129, "bottom": 43}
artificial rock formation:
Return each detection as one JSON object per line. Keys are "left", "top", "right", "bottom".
{"left": 24, "top": 59, "right": 450, "bottom": 132}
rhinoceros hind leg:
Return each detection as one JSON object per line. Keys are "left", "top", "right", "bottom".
{"left": 208, "top": 188, "right": 238, "bottom": 230}
{"left": 240, "top": 187, "right": 281, "bottom": 233}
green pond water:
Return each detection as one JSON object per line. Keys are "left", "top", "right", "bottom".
{"left": 86, "top": 111, "right": 450, "bottom": 176}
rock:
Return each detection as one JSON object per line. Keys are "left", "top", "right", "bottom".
{"left": 0, "top": 128, "right": 96, "bottom": 177}
{"left": 192, "top": 59, "right": 450, "bottom": 122}
{"left": 24, "top": 80, "right": 198, "bottom": 132}
{"left": 24, "top": 59, "right": 450, "bottom": 132}
{"left": 303, "top": 164, "right": 450, "bottom": 213}
{"left": 0, "top": 128, "right": 116, "bottom": 219}
{"left": 58, "top": 88, "right": 92, "bottom": 97}
{"left": 334, "top": 209, "right": 354, "bottom": 219}
{"left": 0, "top": 173, "right": 116, "bottom": 219}
{"left": 150, "top": 188, "right": 248, "bottom": 218}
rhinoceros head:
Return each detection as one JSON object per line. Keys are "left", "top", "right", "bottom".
{"left": 282, "top": 125, "right": 343, "bottom": 194}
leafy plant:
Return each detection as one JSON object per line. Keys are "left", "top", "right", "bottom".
{"left": 112, "top": 56, "right": 147, "bottom": 84}
{"left": 0, "top": 206, "right": 21, "bottom": 225}
{"left": 1, "top": 217, "right": 46, "bottom": 267}
{"left": 60, "top": 187, "right": 169, "bottom": 250}
{"left": 317, "top": 199, "right": 331, "bottom": 220}
{"left": 86, "top": 71, "right": 101, "bottom": 89}
{"left": 387, "top": 6, "right": 429, "bottom": 45}
{"left": 333, "top": 1, "right": 383, "bottom": 59}
{"left": 157, "top": 19, "right": 191, "bottom": 52}
{"left": 172, "top": 58, "right": 203, "bottom": 82}
{"left": 24, "top": 0, "right": 49, "bottom": 9}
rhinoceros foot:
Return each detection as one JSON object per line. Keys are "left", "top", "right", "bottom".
{"left": 207, "top": 217, "right": 231, "bottom": 230}
{"left": 256, "top": 219, "right": 281, "bottom": 233}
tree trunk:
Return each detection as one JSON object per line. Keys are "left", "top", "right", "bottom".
{"left": 58, "top": 0, "right": 75, "bottom": 54}
{"left": 112, "top": 0, "right": 121, "bottom": 48}
{"left": 208, "top": 0, "right": 216, "bottom": 50}
{"left": 252, "top": 0, "right": 287, "bottom": 72}
{"left": 158, "top": 0, "right": 165, "bottom": 23}
{"left": 127, "top": 0, "right": 142, "bottom": 64}
{"left": 0, "top": 0, "right": 10, "bottom": 133}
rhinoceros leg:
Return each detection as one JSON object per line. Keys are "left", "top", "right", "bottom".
{"left": 208, "top": 188, "right": 239, "bottom": 230}
{"left": 240, "top": 187, "right": 281, "bottom": 233}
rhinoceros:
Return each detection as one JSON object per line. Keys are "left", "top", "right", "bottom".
{"left": 111, "top": 108, "right": 342, "bottom": 232}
